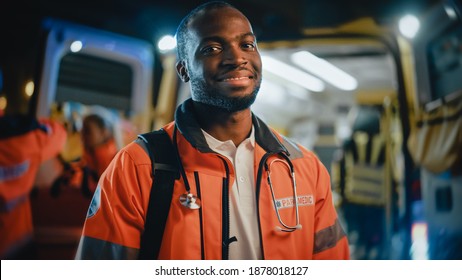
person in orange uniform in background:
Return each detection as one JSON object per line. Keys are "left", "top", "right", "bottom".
{"left": 57, "top": 113, "right": 117, "bottom": 197}
{"left": 0, "top": 114, "right": 66, "bottom": 259}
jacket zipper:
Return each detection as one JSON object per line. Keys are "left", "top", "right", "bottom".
{"left": 255, "top": 153, "right": 275, "bottom": 260}
{"left": 194, "top": 171, "right": 205, "bottom": 260}
{"left": 218, "top": 156, "right": 231, "bottom": 260}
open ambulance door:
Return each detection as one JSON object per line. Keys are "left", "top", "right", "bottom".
{"left": 405, "top": 0, "right": 462, "bottom": 260}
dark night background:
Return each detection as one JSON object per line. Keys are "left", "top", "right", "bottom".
{"left": 0, "top": 0, "right": 441, "bottom": 113}
{"left": 0, "top": 0, "right": 441, "bottom": 58}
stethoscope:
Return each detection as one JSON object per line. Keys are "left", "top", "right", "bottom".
{"left": 172, "top": 126, "right": 302, "bottom": 233}
{"left": 265, "top": 156, "right": 302, "bottom": 232}
{"left": 173, "top": 126, "right": 202, "bottom": 210}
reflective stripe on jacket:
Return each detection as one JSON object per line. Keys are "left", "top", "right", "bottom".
{"left": 76, "top": 99, "right": 349, "bottom": 259}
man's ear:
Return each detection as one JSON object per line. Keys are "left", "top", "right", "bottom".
{"left": 176, "top": 60, "right": 190, "bottom": 83}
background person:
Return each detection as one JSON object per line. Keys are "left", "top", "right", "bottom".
{"left": 0, "top": 114, "right": 66, "bottom": 259}
{"left": 55, "top": 113, "right": 118, "bottom": 196}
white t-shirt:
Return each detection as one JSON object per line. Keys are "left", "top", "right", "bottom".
{"left": 202, "top": 126, "right": 262, "bottom": 260}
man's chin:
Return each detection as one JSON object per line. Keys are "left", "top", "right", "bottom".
{"left": 194, "top": 94, "right": 257, "bottom": 113}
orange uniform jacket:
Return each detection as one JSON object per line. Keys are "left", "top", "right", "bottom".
{"left": 68, "top": 139, "right": 118, "bottom": 194}
{"left": 83, "top": 139, "right": 118, "bottom": 178}
{"left": 76, "top": 99, "right": 350, "bottom": 259}
{"left": 0, "top": 116, "right": 66, "bottom": 258}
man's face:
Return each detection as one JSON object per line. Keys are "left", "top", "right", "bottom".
{"left": 179, "top": 7, "right": 262, "bottom": 112}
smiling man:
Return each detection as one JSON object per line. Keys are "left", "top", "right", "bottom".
{"left": 176, "top": 3, "right": 261, "bottom": 114}
{"left": 76, "top": 1, "right": 349, "bottom": 260}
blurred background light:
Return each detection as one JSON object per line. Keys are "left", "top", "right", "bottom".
{"left": 399, "top": 14, "right": 420, "bottom": 39}
{"left": 262, "top": 56, "right": 325, "bottom": 92}
{"left": 291, "top": 51, "right": 358, "bottom": 91}
{"left": 24, "top": 81, "right": 34, "bottom": 97}
{"left": 70, "top": 40, "right": 83, "bottom": 52}
{"left": 158, "top": 35, "right": 176, "bottom": 52}
{"left": 0, "top": 96, "right": 7, "bottom": 111}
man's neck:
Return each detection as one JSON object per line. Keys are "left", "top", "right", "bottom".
{"left": 192, "top": 101, "right": 253, "bottom": 147}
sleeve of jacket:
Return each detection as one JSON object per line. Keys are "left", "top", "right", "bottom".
{"left": 312, "top": 155, "right": 350, "bottom": 259}
{"left": 37, "top": 118, "right": 67, "bottom": 162}
{"left": 75, "top": 143, "right": 152, "bottom": 259}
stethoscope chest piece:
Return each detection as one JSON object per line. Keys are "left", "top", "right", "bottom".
{"left": 179, "top": 192, "right": 201, "bottom": 209}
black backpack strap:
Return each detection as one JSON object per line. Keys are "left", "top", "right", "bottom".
{"left": 137, "top": 129, "right": 180, "bottom": 259}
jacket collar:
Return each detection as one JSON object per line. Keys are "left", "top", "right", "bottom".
{"left": 175, "top": 98, "right": 288, "bottom": 155}
{"left": 0, "top": 114, "right": 43, "bottom": 139}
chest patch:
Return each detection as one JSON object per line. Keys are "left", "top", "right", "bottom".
{"left": 275, "top": 195, "right": 314, "bottom": 209}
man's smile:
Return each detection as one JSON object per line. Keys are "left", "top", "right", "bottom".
{"left": 217, "top": 70, "right": 256, "bottom": 87}
{"left": 222, "top": 76, "right": 251, "bottom": 81}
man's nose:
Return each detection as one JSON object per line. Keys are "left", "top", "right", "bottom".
{"left": 222, "top": 46, "right": 247, "bottom": 66}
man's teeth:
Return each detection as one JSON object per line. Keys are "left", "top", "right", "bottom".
{"left": 223, "top": 77, "right": 248, "bottom": 81}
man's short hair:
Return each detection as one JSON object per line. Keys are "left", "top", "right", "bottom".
{"left": 175, "top": 1, "right": 236, "bottom": 61}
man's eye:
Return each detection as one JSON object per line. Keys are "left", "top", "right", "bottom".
{"left": 201, "top": 46, "right": 221, "bottom": 54}
{"left": 242, "top": 43, "right": 256, "bottom": 50}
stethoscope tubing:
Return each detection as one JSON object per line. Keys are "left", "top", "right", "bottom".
{"left": 265, "top": 156, "right": 302, "bottom": 232}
